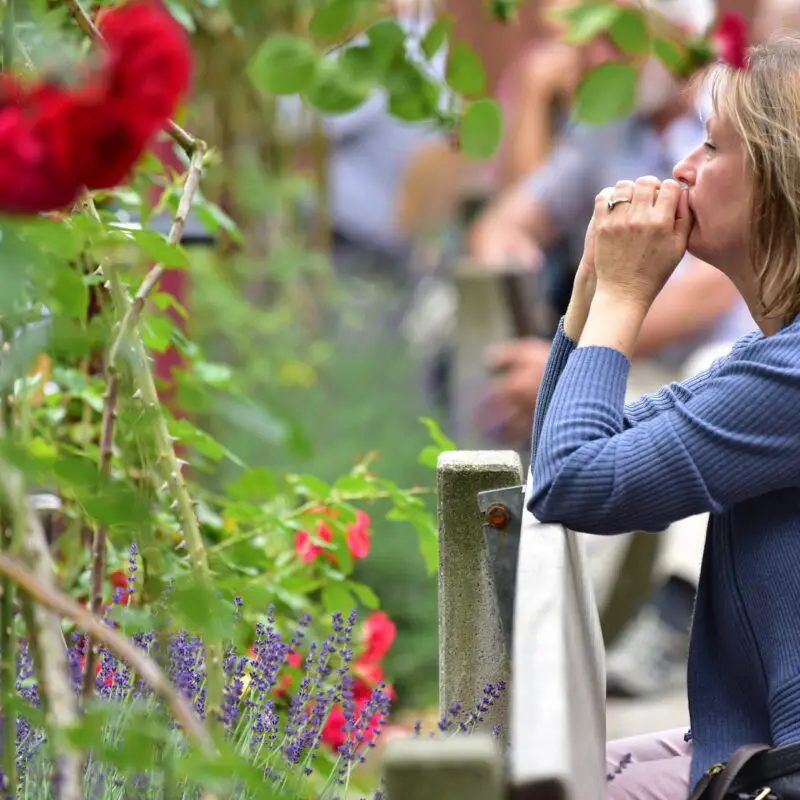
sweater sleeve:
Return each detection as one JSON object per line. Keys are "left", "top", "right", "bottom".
{"left": 529, "top": 328, "right": 800, "bottom": 534}
{"left": 530, "top": 319, "right": 576, "bottom": 465}
{"left": 622, "top": 333, "right": 759, "bottom": 427}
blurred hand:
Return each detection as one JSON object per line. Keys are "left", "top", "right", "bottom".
{"left": 468, "top": 216, "right": 543, "bottom": 270}
{"left": 519, "top": 41, "right": 583, "bottom": 102}
{"left": 478, "top": 338, "right": 551, "bottom": 443}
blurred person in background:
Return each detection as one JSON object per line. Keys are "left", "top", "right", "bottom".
{"left": 277, "top": 0, "right": 449, "bottom": 334}
{"left": 469, "top": 0, "right": 756, "bottom": 699}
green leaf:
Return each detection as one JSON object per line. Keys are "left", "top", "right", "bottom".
{"left": 322, "top": 582, "right": 355, "bottom": 615}
{"left": 385, "top": 60, "right": 440, "bottom": 121}
{"left": 50, "top": 268, "right": 88, "bottom": 319}
{"left": 310, "top": 0, "right": 359, "bottom": 38}
{"left": 170, "top": 580, "right": 232, "bottom": 641}
{"left": 460, "top": 98, "right": 503, "bottom": 159}
{"left": 339, "top": 44, "right": 385, "bottom": 84}
{"left": 387, "top": 501, "right": 438, "bottom": 575}
{"left": 562, "top": 1, "right": 621, "bottom": 44}
{"left": 420, "top": 417, "right": 456, "bottom": 450}
{"left": 288, "top": 473, "right": 330, "bottom": 500}
{"left": 573, "top": 62, "right": 638, "bottom": 125}
{"left": 333, "top": 474, "right": 375, "bottom": 494}
{"left": 418, "top": 445, "right": 440, "bottom": 469}
{"left": 248, "top": 34, "right": 319, "bottom": 95}
{"left": 347, "top": 580, "right": 380, "bottom": 609}
{"left": 446, "top": 42, "right": 486, "bottom": 95}
{"left": 140, "top": 313, "right": 174, "bottom": 353}
{"left": 367, "top": 19, "right": 406, "bottom": 59}
{"left": 169, "top": 418, "right": 231, "bottom": 463}
{"left": 226, "top": 466, "right": 278, "bottom": 502}
{"left": 608, "top": 7, "right": 650, "bottom": 55}
{"left": 654, "top": 36, "right": 689, "bottom": 74}
{"left": 130, "top": 230, "right": 189, "bottom": 268}
{"left": 422, "top": 17, "right": 452, "bottom": 59}
{"left": 305, "top": 60, "right": 371, "bottom": 114}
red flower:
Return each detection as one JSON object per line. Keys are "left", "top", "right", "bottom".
{"left": 295, "top": 508, "right": 372, "bottom": 564}
{"left": 360, "top": 611, "right": 396, "bottom": 663}
{"left": 295, "top": 522, "right": 335, "bottom": 564}
{"left": 714, "top": 12, "right": 749, "bottom": 69}
{"left": 0, "top": 0, "right": 192, "bottom": 214}
{"left": 346, "top": 510, "right": 371, "bottom": 560}
{"left": 109, "top": 569, "right": 129, "bottom": 605}
{"left": 320, "top": 678, "right": 388, "bottom": 750}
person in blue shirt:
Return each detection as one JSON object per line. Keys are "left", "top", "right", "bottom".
{"left": 530, "top": 35, "right": 800, "bottom": 796}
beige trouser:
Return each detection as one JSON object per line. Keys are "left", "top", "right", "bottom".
{"left": 584, "top": 342, "right": 734, "bottom": 610}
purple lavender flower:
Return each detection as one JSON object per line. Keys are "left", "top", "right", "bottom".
{"left": 127, "top": 543, "right": 138, "bottom": 599}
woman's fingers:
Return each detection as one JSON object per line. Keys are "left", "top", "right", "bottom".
{"left": 631, "top": 175, "right": 660, "bottom": 208}
{"left": 654, "top": 178, "right": 682, "bottom": 216}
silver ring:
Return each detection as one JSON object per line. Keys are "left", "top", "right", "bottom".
{"left": 608, "top": 197, "right": 632, "bottom": 211}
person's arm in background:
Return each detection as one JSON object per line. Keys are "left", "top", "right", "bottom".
{"left": 634, "top": 258, "right": 741, "bottom": 356}
{"left": 468, "top": 123, "right": 601, "bottom": 267}
{"left": 497, "top": 43, "right": 581, "bottom": 190}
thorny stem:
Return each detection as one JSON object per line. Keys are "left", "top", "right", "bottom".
{"left": 81, "top": 194, "right": 224, "bottom": 731}
{"left": 0, "top": 549, "right": 213, "bottom": 755}
{"left": 63, "top": 0, "right": 198, "bottom": 155}
{"left": 80, "top": 364, "right": 116, "bottom": 700}
{"left": 107, "top": 143, "right": 206, "bottom": 370}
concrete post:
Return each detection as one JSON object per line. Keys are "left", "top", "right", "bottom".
{"left": 437, "top": 450, "right": 522, "bottom": 739}
{"left": 383, "top": 735, "right": 504, "bottom": 800}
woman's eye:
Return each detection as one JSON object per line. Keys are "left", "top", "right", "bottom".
{"left": 703, "top": 141, "right": 717, "bottom": 152}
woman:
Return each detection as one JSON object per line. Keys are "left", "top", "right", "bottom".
{"left": 529, "top": 36, "right": 800, "bottom": 797}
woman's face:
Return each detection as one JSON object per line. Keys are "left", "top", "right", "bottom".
{"left": 673, "top": 111, "right": 754, "bottom": 269}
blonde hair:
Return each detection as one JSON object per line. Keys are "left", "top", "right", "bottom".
{"left": 708, "top": 36, "right": 800, "bottom": 323}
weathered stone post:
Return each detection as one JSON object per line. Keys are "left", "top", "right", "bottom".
{"left": 437, "top": 450, "right": 522, "bottom": 737}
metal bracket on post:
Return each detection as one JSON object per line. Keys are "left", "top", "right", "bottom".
{"left": 478, "top": 484, "right": 525, "bottom": 657}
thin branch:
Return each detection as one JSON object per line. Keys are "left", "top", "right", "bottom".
{"left": 107, "top": 144, "right": 205, "bottom": 370}
{"left": 62, "top": 0, "right": 198, "bottom": 155}
{"left": 0, "top": 549, "right": 213, "bottom": 754}
{"left": 16, "top": 495, "right": 82, "bottom": 800}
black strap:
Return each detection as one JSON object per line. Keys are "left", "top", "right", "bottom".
{"left": 689, "top": 745, "right": 774, "bottom": 800}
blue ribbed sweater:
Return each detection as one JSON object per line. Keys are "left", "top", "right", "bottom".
{"left": 529, "top": 318, "right": 800, "bottom": 790}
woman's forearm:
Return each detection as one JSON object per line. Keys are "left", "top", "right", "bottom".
{"left": 578, "top": 288, "right": 649, "bottom": 359}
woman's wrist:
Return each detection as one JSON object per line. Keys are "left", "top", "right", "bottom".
{"left": 578, "top": 286, "right": 650, "bottom": 358}
{"left": 563, "top": 264, "right": 595, "bottom": 341}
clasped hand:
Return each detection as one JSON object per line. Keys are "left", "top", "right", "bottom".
{"left": 591, "top": 176, "right": 693, "bottom": 309}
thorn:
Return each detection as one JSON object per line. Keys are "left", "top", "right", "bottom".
{"left": 170, "top": 500, "right": 179, "bottom": 510}
{"left": 132, "top": 389, "right": 142, "bottom": 399}
{"left": 159, "top": 482, "right": 169, "bottom": 493}
{"left": 176, "top": 459, "right": 188, "bottom": 468}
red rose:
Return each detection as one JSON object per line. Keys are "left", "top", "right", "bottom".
{"left": 97, "top": 0, "right": 192, "bottom": 130}
{"left": 360, "top": 611, "right": 396, "bottom": 663}
{"left": 714, "top": 12, "right": 749, "bottom": 70}
{"left": 0, "top": 0, "right": 192, "bottom": 215}
{"left": 346, "top": 510, "right": 371, "bottom": 560}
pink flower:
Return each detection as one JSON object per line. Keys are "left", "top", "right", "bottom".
{"left": 346, "top": 510, "right": 372, "bottom": 560}
{"left": 714, "top": 12, "right": 749, "bottom": 69}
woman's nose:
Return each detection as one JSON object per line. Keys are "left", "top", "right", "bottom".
{"left": 673, "top": 156, "right": 696, "bottom": 188}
